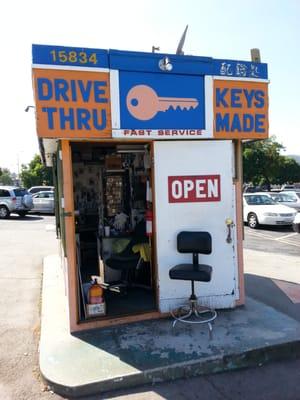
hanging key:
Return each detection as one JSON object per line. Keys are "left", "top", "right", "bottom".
{"left": 126, "top": 85, "right": 199, "bottom": 121}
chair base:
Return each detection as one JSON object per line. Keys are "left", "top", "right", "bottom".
{"left": 170, "top": 298, "right": 217, "bottom": 338}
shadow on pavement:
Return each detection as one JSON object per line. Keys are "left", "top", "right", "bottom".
{"left": 245, "top": 273, "right": 300, "bottom": 323}
{"left": 6, "top": 215, "right": 44, "bottom": 221}
{"left": 244, "top": 223, "right": 294, "bottom": 233}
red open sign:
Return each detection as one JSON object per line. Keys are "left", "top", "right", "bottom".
{"left": 168, "top": 175, "right": 221, "bottom": 203}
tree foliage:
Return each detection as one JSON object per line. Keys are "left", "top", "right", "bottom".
{"left": 0, "top": 168, "right": 14, "bottom": 185}
{"left": 279, "top": 157, "right": 300, "bottom": 184}
{"left": 20, "top": 154, "right": 53, "bottom": 188}
{"left": 243, "top": 137, "right": 300, "bottom": 189}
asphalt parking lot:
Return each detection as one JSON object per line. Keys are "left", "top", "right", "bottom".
{"left": 0, "top": 214, "right": 59, "bottom": 400}
{"left": 243, "top": 224, "right": 300, "bottom": 256}
{"left": 0, "top": 215, "right": 299, "bottom": 400}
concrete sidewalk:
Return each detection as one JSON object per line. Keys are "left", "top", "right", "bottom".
{"left": 40, "top": 253, "right": 300, "bottom": 398}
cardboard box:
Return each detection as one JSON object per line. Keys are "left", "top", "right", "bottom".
{"left": 105, "top": 155, "right": 122, "bottom": 169}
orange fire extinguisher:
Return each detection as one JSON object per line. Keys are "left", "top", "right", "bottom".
{"left": 88, "top": 279, "right": 104, "bottom": 304}
{"left": 146, "top": 209, "right": 153, "bottom": 237}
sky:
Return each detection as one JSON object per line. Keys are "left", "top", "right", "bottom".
{"left": 1, "top": 0, "right": 299, "bottom": 172}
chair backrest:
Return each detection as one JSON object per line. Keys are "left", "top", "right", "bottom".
{"left": 177, "top": 231, "right": 212, "bottom": 254}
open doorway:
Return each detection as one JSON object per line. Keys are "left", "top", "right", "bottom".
{"left": 71, "top": 142, "right": 156, "bottom": 322}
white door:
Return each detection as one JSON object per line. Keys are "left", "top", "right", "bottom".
{"left": 154, "top": 140, "right": 238, "bottom": 312}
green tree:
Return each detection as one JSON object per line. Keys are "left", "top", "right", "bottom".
{"left": 243, "top": 137, "right": 284, "bottom": 189}
{"left": 278, "top": 157, "right": 300, "bottom": 184}
{"left": 20, "top": 154, "right": 53, "bottom": 188}
{"left": 0, "top": 168, "right": 13, "bottom": 185}
{"left": 243, "top": 136, "right": 300, "bottom": 189}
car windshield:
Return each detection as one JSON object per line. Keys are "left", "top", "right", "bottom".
{"left": 282, "top": 192, "right": 300, "bottom": 201}
{"left": 270, "top": 193, "right": 297, "bottom": 202}
{"left": 244, "top": 195, "right": 276, "bottom": 205}
{"left": 278, "top": 193, "right": 298, "bottom": 202}
{"left": 14, "top": 188, "right": 29, "bottom": 196}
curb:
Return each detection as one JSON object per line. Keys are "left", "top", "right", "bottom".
{"left": 42, "top": 339, "right": 300, "bottom": 398}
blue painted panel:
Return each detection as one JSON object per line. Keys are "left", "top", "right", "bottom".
{"left": 32, "top": 45, "right": 268, "bottom": 79}
{"left": 109, "top": 50, "right": 267, "bottom": 79}
{"left": 32, "top": 44, "right": 108, "bottom": 68}
{"left": 213, "top": 59, "right": 268, "bottom": 79}
{"left": 119, "top": 71, "right": 205, "bottom": 129}
{"left": 110, "top": 49, "right": 213, "bottom": 75}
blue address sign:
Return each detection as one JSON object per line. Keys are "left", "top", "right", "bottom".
{"left": 32, "top": 44, "right": 109, "bottom": 69}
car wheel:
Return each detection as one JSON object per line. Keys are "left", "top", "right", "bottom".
{"left": 0, "top": 205, "right": 10, "bottom": 219}
{"left": 18, "top": 211, "right": 28, "bottom": 218}
{"left": 248, "top": 213, "right": 259, "bottom": 229}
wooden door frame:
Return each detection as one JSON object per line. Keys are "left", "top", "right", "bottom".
{"left": 62, "top": 139, "right": 162, "bottom": 332}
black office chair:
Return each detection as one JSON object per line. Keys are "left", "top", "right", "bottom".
{"left": 169, "top": 231, "right": 217, "bottom": 335}
{"left": 105, "top": 221, "right": 148, "bottom": 293}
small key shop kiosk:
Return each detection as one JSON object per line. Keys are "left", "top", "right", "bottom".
{"left": 32, "top": 44, "right": 269, "bottom": 332}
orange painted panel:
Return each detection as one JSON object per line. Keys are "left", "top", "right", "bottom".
{"left": 213, "top": 80, "right": 268, "bottom": 139}
{"left": 32, "top": 68, "right": 112, "bottom": 139}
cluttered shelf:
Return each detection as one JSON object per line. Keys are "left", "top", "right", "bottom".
{"left": 72, "top": 143, "right": 155, "bottom": 323}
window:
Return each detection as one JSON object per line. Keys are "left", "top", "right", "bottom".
{"left": 30, "top": 188, "right": 43, "bottom": 194}
{"left": 0, "top": 189, "right": 10, "bottom": 197}
{"left": 39, "top": 192, "right": 54, "bottom": 198}
{"left": 279, "top": 193, "right": 297, "bottom": 202}
{"left": 14, "top": 189, "right": 28, "bottom": 197}
{"left": 29, "top": 186, "right": 54, "bottom": 194}
{"left": 244, "top": 195, "right": 275, "bottom": 205}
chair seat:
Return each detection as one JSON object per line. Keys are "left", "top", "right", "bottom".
{"left": 169, "top": 264, "right": 212, "bottom": 282}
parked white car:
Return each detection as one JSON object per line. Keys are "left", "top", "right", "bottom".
{"left": 243, "top": 193, "right": 297, "bottom": 229}
{"left": 268, "top": 191, "right": 300, "bottom": 212}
